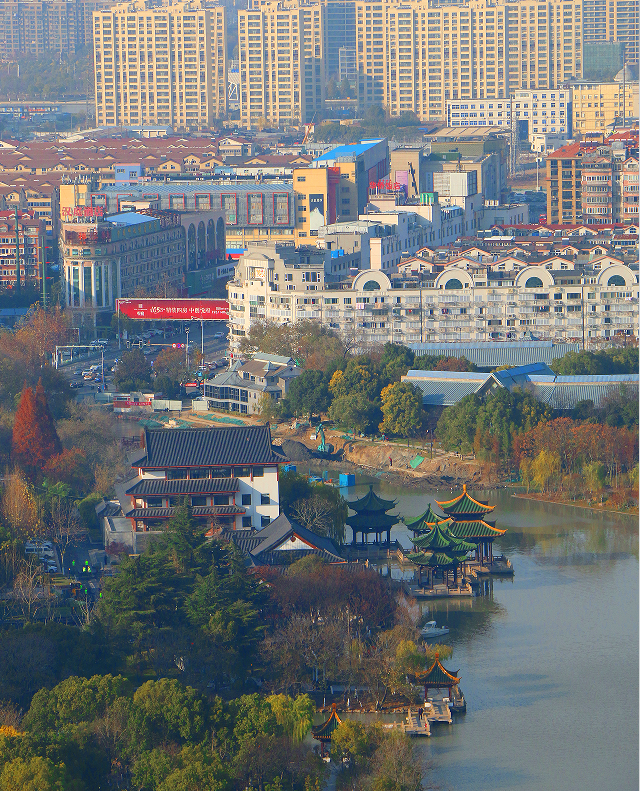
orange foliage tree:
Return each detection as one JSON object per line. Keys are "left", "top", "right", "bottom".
{"left": 11, "top": 381, "right": 62, "bottom": 480}
{"left": 513, "top": 417, "right": 638, "bottom": 481}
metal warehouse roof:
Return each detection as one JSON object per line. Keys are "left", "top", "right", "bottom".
{"left": 404, "top": 371, "right": 489, "bottom": 406}
{"left": 313, "top": 139, "right": 383, "bottom": 162}
{"left": 409, "top": 341, "right": 580, "bottom": 369}
{"left": 403, "top": 367, "right": 638, "bottom": 409}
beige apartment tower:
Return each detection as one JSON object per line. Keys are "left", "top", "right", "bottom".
{"left": 238, "top": 0, "right": 326, "bottom": 129}
{"left": 356, "top": 0, "right": 583, "bottom": 123}
{"left": 582, "top": 0, "right": 639, "bottom": 66}
{"left": 94, "top": 0, "right": 227, "bottom": 132}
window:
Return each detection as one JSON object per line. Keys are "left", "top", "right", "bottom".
{"left": 261, "top": 515, "right": 271, "bottom": 527}
{"left": 242, "top": 516, "right": 252, "bottom": 528}
{"left": 189, "top": 468, "right": 209, "bottom": 479}
{"left": 261, "top": 493, "right": 270, "bottom": 505}
{"left": 191, "top": 496, "right": 207, "bottom": 506}
{"left": 216, "top": 467, "right": 233, "bottom": 477}
{"left": 525, "top": 276, "right": 544, "bottom": 288}
{"left": 445, "top": 278, "right": 463, "bottom": 289}
{"left": 242, "top": 494, "right": 252, "bottom": 506}
{"left": 253, "top": 466, "right": 264, "bottom": 477}
{"left": 235, "top": 466, "right": 251, "bottom": 477}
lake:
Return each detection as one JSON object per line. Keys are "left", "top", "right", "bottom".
{"left": 343, "top": 480, "right": 639, "bottom": 791}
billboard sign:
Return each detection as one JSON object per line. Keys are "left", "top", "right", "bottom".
{"left": 117, "top": 298, "right": 229, "bottom": 321}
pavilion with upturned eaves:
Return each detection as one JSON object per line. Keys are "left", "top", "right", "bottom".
{"left": 406, "top": 521, "right": 477, "bottom": 590}
{"left": 436, "top": 484, "right": 505, "bottom": 564}
{"left": 404, "top": 504, "right": 450, "bottom": 536}
{"left": 413, "top": 653, "right": 461, "bottom": 702}
{"left": 346, "top": 485, "right": 398, "bottom": 545}
{"left": 312, "top": 703, "right": 342, "bottom": 758}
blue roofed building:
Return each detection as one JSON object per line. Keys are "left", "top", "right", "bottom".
{"left": 310, "top": 138, "right": 389, "bottom": 221}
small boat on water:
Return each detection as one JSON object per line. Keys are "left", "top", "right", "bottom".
{"left": 420, "top": 620, "right": 450, "bottom": 639}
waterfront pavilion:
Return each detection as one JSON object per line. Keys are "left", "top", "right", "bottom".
{"left": 346, "top": 485, "right": 398, "bottom": 545}
{"left": 436, "top": 485, "right": 505, "bottom": 564}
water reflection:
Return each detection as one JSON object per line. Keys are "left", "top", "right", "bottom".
{"left": 334, "top": 474, "right": 638, "bottom": 791}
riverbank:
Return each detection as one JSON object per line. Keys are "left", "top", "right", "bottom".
{"left": 512, "top": 491, "right": 638, "bottom": 517}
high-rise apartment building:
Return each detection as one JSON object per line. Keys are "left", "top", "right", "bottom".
{"left": 582, "top": 0, "right": 639, "bottom": 66}
{"left": 238, "top": 0, "right": 325, "bottom": 129}
{"left": 0, "top": 0, "right": 112, "bottom": 58}
{"left": 323, "top": 0, "right": 356, "bottom": 79}
{"left": 94, "top": 0, "right": 227, "bottom": 131}
{"left": 355, "top": 0, "right": 582, "bottom": 122}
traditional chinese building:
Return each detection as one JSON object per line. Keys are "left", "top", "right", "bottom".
{"left": 435, "top": 485, "right": 505, "bottom": 565}
{"left": 312, "top": 704, "right": 342, "bottom": 758}
{"left": 406, "top": 521, "right": 477, "bottom": 590}
{"left": 346, "top": 485, "right": 398, "bottom": 545}
{"left": 414, "top": 654, "right": 461, "bottom": 703}
{"left": 404, "top": 503, "right": 451, "bottom": 536}
{"left": 117, "top": 425, "right": 284, "bottom": 537}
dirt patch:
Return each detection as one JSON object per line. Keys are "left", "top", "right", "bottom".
{"left": 280, "top": 439, "right": 316, "bottom": 461}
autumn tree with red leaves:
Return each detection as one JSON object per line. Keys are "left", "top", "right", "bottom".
{"left": 12, "top": 381, "right": 62, "bottom": 481}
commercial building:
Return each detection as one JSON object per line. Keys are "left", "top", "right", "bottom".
{"left": 355, "top": 0, "right": 583, "bottom": 123}
{"left": 201, "top": 353, "right": 301, "bottom": 414}
{"left": 571, "top": 81, "right": 639, "bottom": 135}
{"left": 227, "top": 246, "right": 638, "bottom": 349}
{"left": 93, "top": 0, "right": 227, "bottom": 132}
{"left": 0, "top": 210, "right": 45, "bottom": 290}
{"left": 60, "top": 210, "right": 185, "bottom": 333}
{"left": 0, "top": 0, "right": 112, "bottom": 58}
{"left": 324, "top": 0, "right": 356, "bottom": 80}
{"left": 546, "top": 133, "right": 639, "bottom": 225}
{"left": 447, "top": 90, "right": 572, "bottom": 143}
{"left": 238, "top": 0, "right": 325, "bottom": 129}
{"left": 111, "top": 425, "right": 283, "bottom": 545}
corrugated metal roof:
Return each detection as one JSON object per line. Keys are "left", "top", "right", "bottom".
{"left": 410, "top": 378, "right": 487, "bottom": 406}
{"left": 409, "top": 341, "right": 580, "bottom": 368}
{"left": 405, "top": 371, "right": 488, "bottom": 381}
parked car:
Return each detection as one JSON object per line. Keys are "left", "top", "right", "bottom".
{"left": 213, "top": 332, "right": 224, "bottom": 339}
{"left": 70, "top": 381, "right": 84, "bottom": 388}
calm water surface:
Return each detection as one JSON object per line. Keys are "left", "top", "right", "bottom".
{"left": 343, "top": 479, "right": 639, "bottom": 791}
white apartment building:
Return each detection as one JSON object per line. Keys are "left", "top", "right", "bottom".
{"left": 94, "top": 0, "right": 227, "bottom": 131}
{"left": 228, "top": 247, "right": 638, "bottom": 348}
{"left": 446, "top": 90, "right": 572, "bottom": 144}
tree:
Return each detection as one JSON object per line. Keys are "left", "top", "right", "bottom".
{"left": 530, "top": 449, "right": 561, "bottom": 492}
{"left": 583, "top": 461, "right": 606, "bottom": 493}
{"left": 113, "top": 349, "right": 152, "bottom": 391}
{"left": 379, "top": 382, "right": 423, "bottom": 438}
{"left": 0, "top": 757, "right": 78, "bottom": 791}
{"left": 258, "top": 392, "right": 281, "bottom": 422}
{"left": 379, "top": 343, "right": 415, "bottom": 385}
{"left": 436, "top": 394, "right": 481, "bottom": 455}
{"left": 329, "top": 359, "right": 380, "bottom": 401}
{"left": 11, "top": 383, "right": 61, "bottom": 480}
{"left": 284, "top": 371, "right": 330, "bottom": 419}
{"left": 1, "top": 471, "right": 41, "bottom": 540}
{"left": 154, "top": 346, "right": 188, "bottom": 386}
{"left": 238, "top": 320, "right": 346, "bottom": 368}
{"left": 328, "top": 392, "right": 379, "bottom": 434}
{"left": 291, "top": 488, "right": 347, "bottom": 545}
{"left": 43, "top": 494, "right": 84, "bottom": 571}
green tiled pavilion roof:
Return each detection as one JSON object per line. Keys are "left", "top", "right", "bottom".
{"left": 312, "top": 705, "right": 342, "bottom": 740}
{"left": 414, "top": 655, "right": 461, "bottom": 687}
{"left": 404, "top": 504, "right": 447, "bottom": 532}
{"left": 406, "top": 550, "right": 465, "bottom": 567}
{"left": 436, "top": 484, "right": 495, "bottom": 517}
{"left": 448, "top": 519, "right": 506, "bottom": 539}
{"left": 348, "top": 485, "right": 397, "bottom": 513}
{"left": 412, "top": 524, "right": 477, "bottom": 553}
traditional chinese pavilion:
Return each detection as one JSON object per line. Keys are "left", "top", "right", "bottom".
{"left": 436, "top": 485, "right": 505, "bottom": 565}
{"left": 414, "top": 653, "right": 461, "bottom": 702}
{"left": 312, "top": 703, "right": 342, "bottom": 757}
{"left": 406, "top": 521, "right": 477, "bottom": 589}
{"left": 404, "top": 504, "right": 449, "bottom": 536}
{"left": 346, "top": 485, "right": 398, "bottom": 545}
